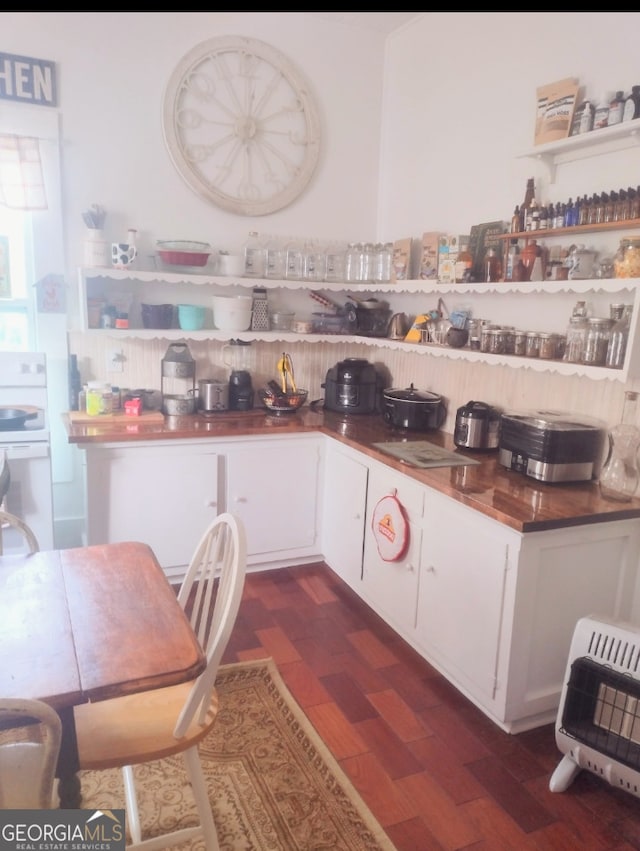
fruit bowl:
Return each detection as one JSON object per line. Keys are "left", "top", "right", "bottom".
{"left": 156, "top": 240, "right": 212, "bottom": 267}
{"left": 258, "top": 389, "right": 308, "bottom": 414}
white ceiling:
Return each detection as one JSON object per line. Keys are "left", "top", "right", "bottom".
{"left": 309, "top": 13, "right": 421, "bottom": 35}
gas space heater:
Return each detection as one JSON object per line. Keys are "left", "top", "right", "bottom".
{"left": 550, "top": 614, "right": 640, "bottom": 798}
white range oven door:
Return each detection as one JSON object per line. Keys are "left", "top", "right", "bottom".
{"left": 2, "top": 441, "right": 54, "bottom": 554}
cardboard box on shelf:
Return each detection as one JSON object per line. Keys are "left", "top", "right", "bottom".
{"left": 437, "top": 235, "right": 452, "bottom": 282}
{"left": 392, "top": 237, "right": 412, "bottom": 282}
{"left": 437, "top": 234, "right": 470, "bottom": 283}
{"left": 418, "top": 231, "right": 444, "bottom": 280}
{"left": 468, "top": 221, "right": 508, "bottom": 282}
{"left": 535, "top": 77, "right": 579, "bottom": 145}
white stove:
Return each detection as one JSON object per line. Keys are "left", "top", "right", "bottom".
{"left": 0, "top": 352, "right": 54, "bottom": 553}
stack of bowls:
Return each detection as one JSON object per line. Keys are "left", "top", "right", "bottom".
{"left": 212, "top": 295, "right": 252, "bottom": 331}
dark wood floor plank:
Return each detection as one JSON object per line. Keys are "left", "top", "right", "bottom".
{"left": 354, "top": 716, "right": 425, "bottom": 779}
{"left": 467, "top": 754, "right": 557, "bottom": 833}
{"left": 395, "top": 771, "right": 485, "bottom": 848}
{"left": 366, "top": 687, "right": 430, "bottom": 742}
{"left": 319, "top": 670, "right": 379, "bottom": 723}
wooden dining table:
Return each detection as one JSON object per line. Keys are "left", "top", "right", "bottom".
{"left": 0, "top": 540, "right": 205, "bottom": 808}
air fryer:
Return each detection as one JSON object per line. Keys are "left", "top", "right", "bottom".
{"left": 321, "top": 358, "right": 381, "bottom": 414}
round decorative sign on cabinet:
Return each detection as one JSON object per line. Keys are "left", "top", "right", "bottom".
{"left": 162, "top": 36, "right": 322, "bottom": 216}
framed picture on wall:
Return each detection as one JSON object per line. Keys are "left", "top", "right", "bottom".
{"left": 0, "top": 236, "right": 10, "bottom": 298}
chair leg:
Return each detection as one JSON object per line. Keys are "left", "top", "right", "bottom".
{"left": 183, "top": 746, "right": 220, "bottom": 851}
{"left": 122, "top": 764, "right": 142, "bottom": 845}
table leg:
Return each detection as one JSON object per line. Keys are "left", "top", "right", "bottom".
{"left": 56, "top": 706, "right": 82, "bottom": 808}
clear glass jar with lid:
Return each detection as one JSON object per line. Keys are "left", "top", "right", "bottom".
{"left": 614, "top": 237, "right": 640, "bottom": 278}
{"left": 583, "top": 317, "right": 613, "bottom": 365}
{"left": 564, "top": 315, "right": 588, "bottom": 363}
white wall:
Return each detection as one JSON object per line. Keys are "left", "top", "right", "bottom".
{"left": 3, "top": 12, "right": 388, "bottom": 272}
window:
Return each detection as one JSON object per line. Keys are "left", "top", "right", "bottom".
{"left": 0, "top": 204, "right": 34, "bottom": 350}
{"left": 0, "top": 104, "right": 64, "bottom": 354}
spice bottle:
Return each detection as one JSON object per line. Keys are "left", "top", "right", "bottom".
{"left": 579, "top": 100, "right": 594, "bottom": 133}
{"left": 609, "top": 90, "right": 625, "bottom": 126}
{"left": 599, "top": 391, "right": 640, "bottom": 502}
{"left": 594, "top": 93, "right": 612, "bottom": 130}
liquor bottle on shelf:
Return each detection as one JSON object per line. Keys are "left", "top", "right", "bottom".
{"left": 68, "top": 354, "right": 82, "bottom": 411}
{"left": 521, "top": 178, "right": 535, "bottom": 231}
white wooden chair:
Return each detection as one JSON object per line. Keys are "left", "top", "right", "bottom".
{"left": 0, "top": 509, "right": 40, "bottom": 555}
{"left": 0, "top": 698, "right": 62, "bottom": 808}
{"left": 73, "top": 512, "right": 248, "bottom": 851}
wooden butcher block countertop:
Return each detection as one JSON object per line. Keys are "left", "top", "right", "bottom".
{"left": 62, "top": 406, "right": 640, "bottom": 534}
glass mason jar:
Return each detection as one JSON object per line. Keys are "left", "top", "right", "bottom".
{"left": 564, "top": 315, "right": 588, "bottom": 363}
{"left": 583, "top": 317, "right": 613, "bottom": 365}
{"left": 614, "top": 237, "right": 640, "bottom": 278}
{"left": 525, "top": 331, "right": 540, "bottom": 358}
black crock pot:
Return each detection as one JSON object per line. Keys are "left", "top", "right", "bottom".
{"left": 382, "top": 385, "right": 446, "bottom": 431}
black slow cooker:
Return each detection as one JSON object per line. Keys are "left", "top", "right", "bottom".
{"left": 382, "top": 385, "right": 446, "bottom": 431}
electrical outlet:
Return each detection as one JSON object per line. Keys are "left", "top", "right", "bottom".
{"left": 107, "top": 349, "right": 124, "bottom": 373}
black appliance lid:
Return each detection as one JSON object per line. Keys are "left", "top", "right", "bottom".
{"left": 500, "top": 409, "right": 605, "bottom": 432}
{"left": 384, "top": 385, "right": 442, "bottom": 404}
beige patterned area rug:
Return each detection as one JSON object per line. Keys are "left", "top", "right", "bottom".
{"left": 80, "top": 658, "right": 398, "bottom": 850}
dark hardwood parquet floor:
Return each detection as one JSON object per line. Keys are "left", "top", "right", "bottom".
{"left": 217, "top": 561, "right": 640, "bottom": 851}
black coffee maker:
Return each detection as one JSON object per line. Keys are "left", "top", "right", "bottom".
{"left": 229, "top": 370, "right": 254, "bottom": 411}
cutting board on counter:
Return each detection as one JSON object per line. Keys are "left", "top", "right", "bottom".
{"left": 67, "top": 410, "right": 165, "bottom": 424}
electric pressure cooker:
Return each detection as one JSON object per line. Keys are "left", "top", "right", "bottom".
{"left": 322, "top": 358, "right": 380, "bottom": 414}
{"left": 454, "top": 400, "right": 501, "bottom": 450}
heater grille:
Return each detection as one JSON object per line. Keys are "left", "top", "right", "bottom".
{"left": 550, "top": 615, "right": 640, "bottom": 797}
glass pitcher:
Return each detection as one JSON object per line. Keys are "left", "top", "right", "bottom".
{"left": 599, "top": 390, "right": 640, "bottom": 502}
{"left": 222, "top": 340, "right": 253, "bottom": 373}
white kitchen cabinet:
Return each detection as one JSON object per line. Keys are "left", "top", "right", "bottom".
{"left": 84, "top": 439, "right": 220, "bottom": 582}
{"left": 413, "top": 488, "right": 640, "bottom": 734}
{"left": 83, "top": 433, "right": 323, "bottom": 580}
{"left": 222, "top": 435, "right": 323, "bottom": 568}
{"left": 416, "top": 490, "right": 513, "bottom": 714}
{"left": 320, "top": 440, "right": 368, "bottom": 591}
{"left": 360, "top": 459, "right": 424, "bottom": 634}
{"left": 77, "top": 267, "right": 640, "bottom": 380}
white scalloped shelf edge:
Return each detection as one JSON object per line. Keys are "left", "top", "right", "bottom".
{"left": 80, "top": 268, "right": 638, "bottom": 296}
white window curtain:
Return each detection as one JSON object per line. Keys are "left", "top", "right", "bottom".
{"left": 0, "top": 134, "right": 47, "bottom": 210}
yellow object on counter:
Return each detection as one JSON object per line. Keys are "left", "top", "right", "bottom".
{"left": 86, "top": 381, "right": 113, "bottom": 416}
{"left": 405, "top": 314, "right": 428, "bottom": 343}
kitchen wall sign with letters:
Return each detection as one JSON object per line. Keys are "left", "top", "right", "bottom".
{"left": 0, "top": 52, "right": 57, "bottom": 107}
